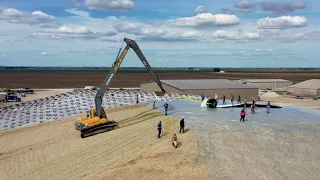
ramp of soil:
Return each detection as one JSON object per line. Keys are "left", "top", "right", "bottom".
{"left": 0, "top": 105, "right": 209, "bottom": 180}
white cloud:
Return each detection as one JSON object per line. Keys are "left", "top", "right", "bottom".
{"left": 1, "top": 8, "right": 23, "bottom": 17}
{"left": 194, "top": 6, "right": 208, "bottom": 14}
{"left": 65, "top": 8, "right": 90, "bottom": 18}
{"left": 39, "top": 52, "right": 55, "bottom": 56}
{"left": 214, "top": 29, "right": 261, "bottom": 41}
{"left": 107, "top": 16, "right": 119, "bottom": 21}
{"left": 243, "top": 32, "right": 260, "bottom": 40}
{"left": 234, "top": 0, "right": 255, "bottom": 9}
{"left": 84, "top": 0, "right": 134, "bottom": 12}
{"left": 114, "top": 23, "right": 204, "bottom": 42}
{"left": 114, "top": 23, "right": 147, "bottom": 35}
{"left": 257, "top": 16, "right": 307, "bottom": 29}
{"left": 170, "top": 13, "right": 240, "bottom": 28}
{"left": 276, "top": 30, "right": 320, "bottom": 43}
{"left": 30, "top": 26, "right": 117, "bottom": 40}
{"left": 233, "top": 0, "right": 256, "bottom": 14}
{"left": 29, "top": 11, "right": 55, "bottom": 23}
{"left": 46, "top": 26, "right": 92, "bottom": 34}
{"left": 0, "top": 8, "right": 56, "bottom": 25}
{"left": 214, "top": 30, "right": 240, "bottom": 40}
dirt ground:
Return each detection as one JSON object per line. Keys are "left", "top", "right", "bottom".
{"left": 0, "top": 89, "right": 74, "bottom": 108}
{"left": 197, "top": 123, "right": 320, "bottom": 180}
{"left": 0, "top": 105, "right": 209, "bottom": 180}
{"left": 1, "top": 72, "right": 319, "bottom": 88}
{"left": 260, "top": 96, "right": 320, "bottom": 110}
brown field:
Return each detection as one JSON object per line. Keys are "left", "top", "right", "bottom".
{"left": 1, "top": 72, "right": 319, "bottom": 88}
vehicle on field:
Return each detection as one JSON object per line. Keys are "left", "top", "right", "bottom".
{"left": 6, "top": 95, "right": 21, "bottom": 102}
{"left": 295, "top": 95, "right": 304, "bottom": 99}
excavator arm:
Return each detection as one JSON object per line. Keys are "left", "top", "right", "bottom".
{"left": 124, "top": 38, "right": 165, "bottom": 93}
{"left": 94, "top": 38, "right": 165, "bottom": 118}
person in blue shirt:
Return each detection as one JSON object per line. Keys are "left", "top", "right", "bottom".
{"left": 157, "top": 121, "right": 162, "bottom": 138}
{"left": 266, "top": 101, "right": 271, "bottom": 113}
{"left": 201, "top": 94, "right": 205, "bottom": 101}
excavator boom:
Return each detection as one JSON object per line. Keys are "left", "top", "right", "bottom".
{"left": 94, "top": 38, "right": 165, "bottom": 118}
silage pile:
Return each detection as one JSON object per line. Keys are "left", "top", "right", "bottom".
{"left": 260, "top": 91, "right": 282, "bottom": 99}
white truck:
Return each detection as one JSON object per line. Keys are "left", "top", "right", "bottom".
{"left": 85, "top": 86, "right": 97, "bottom": 90}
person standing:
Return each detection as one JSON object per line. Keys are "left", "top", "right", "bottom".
{"left": 223, "top": 94, "right": 226, "bottom": 104}
{"left": 231, "top": 94, "right": 234, "bottom": 106}
{"left": 266, "top": 101, "right": 271, "bottom": 113}
{"left": 251, "top": 97, "right": 256, "bottom": 112}
{"left": 153, "top": 101, "right": 156, "bottom": 109}
{"left": 164, "top": 103, "right": 168, "bottom": 116}
{"left": 157, "top": 121, "right": 162, "bottom": 138}
{"left": 214, "top": 93, "right": 218, "bottom": 102}
{"left": 243, "top": 97, "right": 248, "bottom": 108}
{"left": 238, "top": 95, "right": 241, "bottom": 103}
{"left": 240, "top": 109, "right": 247, "bottom": 122}
{"left": 201, "top": 94, "right": 205, "bottom": 101}
{"left": 136, "top": 95, "right": 139, "bottom": 104}
{"left": 251, "top": 104, "right": 255, "bottom": 113}
{"left": 179, "top": 118, "right": 185, "bottom": 133}
{"left": 172, "top": 134, "right": 178, "bottom": 148}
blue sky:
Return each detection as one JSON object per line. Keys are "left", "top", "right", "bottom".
{"left": 0, "top": 0, "right": 319, "bottom": 67}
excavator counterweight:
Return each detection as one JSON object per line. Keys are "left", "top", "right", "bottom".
{"left": 74, "top": 38, "right": 166, "bottom": 138}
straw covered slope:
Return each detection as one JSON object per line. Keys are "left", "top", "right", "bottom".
{"left": 0, "top": 105, "right": 209, "bottom": 180}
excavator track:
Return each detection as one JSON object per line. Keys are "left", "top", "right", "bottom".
{"left": 80, "top": 121, "right": 118, "bottom": 138}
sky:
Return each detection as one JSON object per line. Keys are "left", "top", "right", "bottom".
{"left": 0, "top": 0, "right": 319, "bottom": 67}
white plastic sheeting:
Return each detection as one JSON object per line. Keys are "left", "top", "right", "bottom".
{"left": 0, "top": 89, "right": 179, "bottom": 131}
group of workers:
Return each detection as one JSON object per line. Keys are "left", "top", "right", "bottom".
{"left": 154, "top": 95, "right": 273, "bottom": 148}
{"left": 157, "top": 116, "right": 185, "bottom": 149}
{"left": 201, "top": 93, "right": 272, "bottom": 122}
{"left": 202, "top": 93, "right": 250, "bottom": 107}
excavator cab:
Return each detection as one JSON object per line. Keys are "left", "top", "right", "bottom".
{"left": 86, "top": 110, "right": 93, "bottom": 118}
{"left": 74, "top": 108, "right": 117, "bottom": 138}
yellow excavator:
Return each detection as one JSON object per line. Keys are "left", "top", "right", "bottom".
{"left": 74, "top": 38, "right": 166, "bottom": 138}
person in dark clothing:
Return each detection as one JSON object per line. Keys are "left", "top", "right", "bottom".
{"left": 223, "top": 94, "right": 226, "bottom": 104}
{"left": 164, "top": 103, "right": 168, "bottom": 116}
{"left": 136, "top": 95, "right": 139, "bottom": 104}
{"left": 179, "top": 118, "right": 185, "bottom": 133}
{"left": 157, "top": 121, "right": 162, "bottom": 138}
{"left": 238, "top": 95, "right": 241, "bottom": 103}
{"left": 153, "top": 101, "right": 156, "bottom": 109}
{"left": 231, "top": 94, "right": 234, "bottom": 106}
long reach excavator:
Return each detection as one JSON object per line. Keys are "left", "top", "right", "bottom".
{"left": 74, "top": 38, "right": 166, "bottom": 138}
